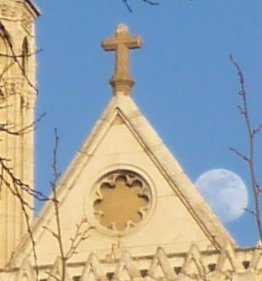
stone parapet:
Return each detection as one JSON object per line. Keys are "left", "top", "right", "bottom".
{"left": 1, "top": 245, "right": 262, "bottom": 281}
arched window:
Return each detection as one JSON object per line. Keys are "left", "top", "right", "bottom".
{"left": 0, "top": 23, "right": 8, "bottom": 79}
{"left": 22, "top": 37, "right": 29, "bottom": 74}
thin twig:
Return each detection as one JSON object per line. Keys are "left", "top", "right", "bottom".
{"left": 65, "top": 218, "right": 95, "bottom": 260}
{"left": 229, "top": 147, "right": 249, "bottom": 162}
{"left": 0, "top": 157, "right": 49, "bottom": 202}
{"left": 0, "top": 113, "right": 46, "bottom": 136}
{"left": 0, "top": 157, "right": 40, "bottom": 279}
{"left": 50, "top": 128, "right": 66, "bottom": 281}
{"left": 230, "top": 54, "right": 262, "bottom": 241}
{"left": 0, "top": 49, "right": 42, "bottom": 59}
{"left": 122, "top": 0, "right": 158, "bottom": 12}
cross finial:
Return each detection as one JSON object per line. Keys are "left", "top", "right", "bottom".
{"left": 102, "top": 24, "right": 142, "bottom": 96}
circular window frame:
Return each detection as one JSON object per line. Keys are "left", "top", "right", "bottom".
{"left": 87, "top": 166, "right": 155, "bottom": 237}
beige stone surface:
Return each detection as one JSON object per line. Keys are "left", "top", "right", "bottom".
{"left": 0, "top": 16, "right": 261, "bottom": 281}
{"left": 102, "top": 24, "right": 142, "bottom": 96}
{"left": 0, "top": 0, "right": 38, "bottom": 268}
{"left": 10, "top": 93, "right": 235, "bottom": 269}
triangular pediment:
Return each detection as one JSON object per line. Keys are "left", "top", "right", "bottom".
{"left": 11, "top": 95, "right": 235, "bottom": 267}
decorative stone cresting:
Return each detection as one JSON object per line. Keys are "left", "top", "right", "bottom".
{"left": 93, "top": 170, "right": 151, "bottom": 232}
{"left": 8, "top": 245, "right": 262, "bottom": 281}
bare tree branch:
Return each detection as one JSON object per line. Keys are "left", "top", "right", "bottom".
{"left": 0, "top": 49, "right": 42, "bottom": 59}
{"left": 230, "top": 54, "right": 262, "bottom": 242}
{"left": 229, "top": 146, "right": 249, "bottom": 162}
{"left": 50, "top": 128, "right": 66, "bottom": 281}
{"left": 65, "top": 218, "right": 95, "bottom": 260}
{"left": 121, "top": 0, "right": 158, "bottom": 12}
{"left": 0, "top": 157, "right": 49, "bottom": 202}
{"left": 0, "top": 156, "right": 40, "bottom": 278}
{"left": 0, "top": 112, "right": 46, "bottom": 136}
{"left": 45, "top": 129, "right": 95, "bottom": 280}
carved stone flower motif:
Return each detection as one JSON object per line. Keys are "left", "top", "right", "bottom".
{"left": 93, "top": 170, "right": 151, "bottom": 232}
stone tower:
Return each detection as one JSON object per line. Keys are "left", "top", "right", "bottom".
{"left": 0, "top": 0, "right": 39, "bottom": 268}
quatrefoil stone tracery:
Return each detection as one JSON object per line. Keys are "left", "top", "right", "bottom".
{"left": 93, "top": 170, "right": 151, "bottom": 232}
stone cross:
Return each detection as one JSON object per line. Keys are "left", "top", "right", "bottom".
{"left": 102, "top": 24, "right": 142, "bottom": 96}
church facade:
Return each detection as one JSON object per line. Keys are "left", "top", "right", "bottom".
{"left": 0, "top": 1, "right": 261, "bottom": 280}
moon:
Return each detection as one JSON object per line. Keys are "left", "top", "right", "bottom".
{"left": 195, "top": 169, "right": 248, "bottom": 223}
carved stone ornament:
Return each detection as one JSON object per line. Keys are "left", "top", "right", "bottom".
{"left": 0, "top": 4, "right": 17, "bottom": 19}
{"left": 22, "top": 11, "right": 33, "bottom": 34}
{"left": 93, "top": 170, "right": 152, "bottom": 233}
{"left": 0, "top": 3, "right": 33, "bottom": 34}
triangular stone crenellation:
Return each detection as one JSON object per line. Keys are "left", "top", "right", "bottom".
{"left": 5, "top": 243, "right": 262, "bottom": 280}
{"left": 47, "top": 257, "right": 71, "bottom": 281}
{"left": 180, "top": 245, "right": 205, "bottom": 278}
{"left": 81, "top": 253, "right": 105, "bottom": 281}
{"left": 15, "top": 259, "right": 36, "bottom": 281}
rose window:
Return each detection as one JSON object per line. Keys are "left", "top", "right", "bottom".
{"left": 93, "top": 170, "right": 151, "bottom": 232}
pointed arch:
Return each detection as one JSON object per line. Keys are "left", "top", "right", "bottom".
{"left": 0, "top": 22, "right": 9, "bottom": 79}
{"left": 0, "top": 21, "right": 11, "bottom": 44}
{"left": 0, "top": 21, "right": 13, "bottom": 83}
{"left": 22, "top": 37, "right": 29, "bottom": 74}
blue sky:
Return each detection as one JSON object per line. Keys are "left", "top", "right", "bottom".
{"left": 35, "top": 1, "right": 262, "bottom": 247}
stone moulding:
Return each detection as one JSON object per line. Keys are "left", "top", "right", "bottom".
{"left": 4, "top": 245, "right": 262, "bottom": 281}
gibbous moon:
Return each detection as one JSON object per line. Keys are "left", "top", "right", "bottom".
{"left": 195, "top": 169, "right": 248, "bottom": 223}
